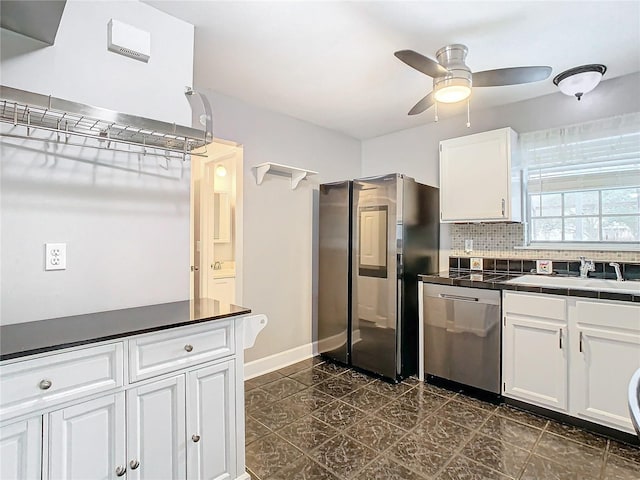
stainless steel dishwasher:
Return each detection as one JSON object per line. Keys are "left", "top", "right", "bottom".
{"left": 423, "top": 283, "right": 501, "bottom": 394}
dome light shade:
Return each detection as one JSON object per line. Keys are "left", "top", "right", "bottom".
{"left": 215, "top": 165, "right": 227, "bottom": 177}
{"left": 553, "top": 64, "right": 606, "bottom": 101}
{"left": 433, "top": 72, "right": 472, "bottom": 104}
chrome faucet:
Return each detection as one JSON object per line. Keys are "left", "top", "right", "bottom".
{"left": 609, "top": 262, "right": 624, "bottom": 282}
{"left": 579, "top": 256, "right": 595, "bottom": 279}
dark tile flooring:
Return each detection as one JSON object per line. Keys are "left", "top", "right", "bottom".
{"left": 244, "top": 358, "right": 640, "bottom": 480}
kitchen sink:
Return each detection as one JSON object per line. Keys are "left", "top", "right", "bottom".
{"left": 505, "top": 274, "right": 640, "bottom": 295}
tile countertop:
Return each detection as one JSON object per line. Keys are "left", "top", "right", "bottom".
{"left": 0, "top": 298, "right": 251, "bottom": 361}
{"left": 419, "top": 270, "right": 640, "bottom": 304}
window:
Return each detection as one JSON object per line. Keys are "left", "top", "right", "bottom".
{"left": 521, "top": 113, "right": 640, "bottom": 247}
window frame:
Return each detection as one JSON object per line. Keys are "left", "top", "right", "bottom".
{"left": 526, "top": 186, "right": 640, "bottom": 247}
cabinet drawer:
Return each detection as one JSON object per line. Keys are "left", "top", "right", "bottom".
{"left": 0, "top": 343, "right": 124, "bottom": 421}
{"left": 129, "top": 321, "right": 235, "bottom": 382}
{"left": 503, "top": 291, "right": 566, "bottom": 321}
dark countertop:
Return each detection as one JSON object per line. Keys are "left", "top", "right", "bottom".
{"left": 0, "top": 299, "right": 251, "bottom": 361}
{"left": 419, "top": 270, "right": 640, "bottom": 303}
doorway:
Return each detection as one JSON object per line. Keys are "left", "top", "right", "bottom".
{"left": 190, "top": 139, "right": 243, "bottom": 305}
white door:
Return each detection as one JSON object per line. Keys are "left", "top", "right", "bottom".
{"left": 0, "top": 417, "right": 42, "bottom": 480}
{"left": 49, "top": 393, "right": 126, "bottom": 480}
{"left": 572, "top": 326, "right": 640, "bottom": 433}
{"left": 503, "top": 315, "right": 568, "bottom": 411}
{"left": 440, "top": 128, "right": 510, "bottom": 222}
{"left": 186, "top": 360, "right": 236, "bottom": 480}
{"left": 127, "top": 376, "right": 187, "bottom": 479}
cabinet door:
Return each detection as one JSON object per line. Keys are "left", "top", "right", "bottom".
{"left": 440, "top": 128, "right": 512, "bottom": 222}
{"left": 186, "top": 360, "right": 236, "bottom": 480}
{"left": 209, "top": 278, "right": 236, "bottom": 305}
{"left": 503, "top": 315, "right": 568, "bottom": 411}
{"left": 49, "top": 393, "right": 126, "bottom": 480}
{"left": 570, "top": 300, "right": 640, "bottom": 433}
{"left": 0, "top": 417, "right": 42, "bottom": 480}
{"left": 127, "top": 376, "right": 187, "bottom": 479}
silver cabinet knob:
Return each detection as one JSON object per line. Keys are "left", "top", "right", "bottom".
{"left": 192, "top": 434, "right": 201, "bottom": 443}
{"left": 39, "top": 379, "right": 52, "bottom": 390}
{"left": 129, "top": 459, "right": 140, "bottom": 470}
{"left": 184, "top": 344, "right": 194, "bottom": 352}
{"left": 115, "top": 465, "right": 126, "bottom": 477}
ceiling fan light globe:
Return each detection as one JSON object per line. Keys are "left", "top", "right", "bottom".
{"left": 557, "top": 71, "right": 603, "bottom": 97}
{"left": 434, "top": 85, "right": 471, "bottom": 103}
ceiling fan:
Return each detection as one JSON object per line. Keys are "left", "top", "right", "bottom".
{"left": 395, "top": 45, "right": 552, "bottom": 115}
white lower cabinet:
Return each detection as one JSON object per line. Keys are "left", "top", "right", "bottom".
{"left": 503, "top": 291, "right": 640, "bottom": 435}
{"left": 187, "top": 361, "right": 236, "bottom": 480}
{"left": 1, "top": 317, "right": 249, "bottom": 480}
{"left": 503, "top": 315, "right": 567, "bottom": 411}
{"left": 49, "top": 393, "right": 126, "bottom": 479}
{"left": 570, "top": 299, "right": 640, "bottom": 433}
{"left": 127, "top": 376, "right": 187, "bottom": 480}
{"left": 0, "top": 416, "right": 42, "bottom": 480}
{"left": 210, "top": 278, "right": 236, "bottom": 306}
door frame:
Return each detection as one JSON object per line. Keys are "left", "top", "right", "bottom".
{"left": 190, "top": 139, "right": 243, "bottom": 303}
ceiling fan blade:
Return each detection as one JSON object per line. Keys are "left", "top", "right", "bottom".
{"left": 472, "top": 66, "right": 552, "bottom": 87}
{"left": 408, "top": 92, "right": 434, "bottom": 115}
{"left": 395, "top": 50, "right": 449, "bottom": 78}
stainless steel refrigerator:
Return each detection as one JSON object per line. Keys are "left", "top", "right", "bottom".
{"left": 318, "top": 174, "right": 439, "bottom": 382}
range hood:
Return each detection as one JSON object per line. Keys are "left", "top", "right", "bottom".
{"left": 0, "top": 1, "right": 66, "bottom": 45}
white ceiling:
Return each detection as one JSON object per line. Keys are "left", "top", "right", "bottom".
{"left": 146, "top": 1, "right": 640, "bottom": 139}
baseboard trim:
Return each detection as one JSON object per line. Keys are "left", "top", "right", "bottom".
{"left": 244, "top": 342, "right": 318, "bottom": 380}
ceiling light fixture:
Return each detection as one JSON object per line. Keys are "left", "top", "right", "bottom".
{"left": 215, "top": 165, "right": 227, "bottom": 177}
{"left": 433, "top": 77, "right": 472, "bottom": 103}
{"left": 432, "top": 45, "right": 473, "bottom": 104}
{"left": 553, "top": 64, "right": 606, "bottom": 101}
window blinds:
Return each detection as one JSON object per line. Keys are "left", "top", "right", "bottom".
{"left": 521, "top": 112, "right": 640, "bottom": 193}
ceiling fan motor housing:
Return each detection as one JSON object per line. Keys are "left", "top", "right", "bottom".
{"left": 433, "top": 44, "right": 472, "bottom": 93}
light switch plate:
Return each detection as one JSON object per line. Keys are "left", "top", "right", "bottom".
{"left": 45, "top": 243, "right": 66, "bottom": 270}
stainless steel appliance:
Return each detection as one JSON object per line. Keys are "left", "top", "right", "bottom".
{"left": 422, "top": 284, "right": 501, "bottom": 394}
{"left": 318, "top": 174, "right": 439, "bottom": 382}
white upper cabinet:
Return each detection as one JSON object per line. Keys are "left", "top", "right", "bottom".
{"left": 439, "top": 127, "right": 521, "bottom": 223}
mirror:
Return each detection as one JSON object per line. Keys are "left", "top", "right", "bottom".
{"left": 213, "top": 192, "right": 231, "bottom": 243}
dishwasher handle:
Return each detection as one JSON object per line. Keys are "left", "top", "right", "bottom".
{"left": 438, "top": 293, "right": 479, "bottom": 303}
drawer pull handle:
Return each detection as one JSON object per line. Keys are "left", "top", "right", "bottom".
{"left": 129, "top": 459, "right": 140, "bottom": 470}
{"left": 192, "top": 434, "right": 201, "bottom": 443}
{"left": 115, "top": 465, "right": 126, "bottom": 477}
{"left": 184, "top": 344, "right": 194, "bottom": 352}
{"left": 39, "top": 379, "right": 52, "bottom": 390}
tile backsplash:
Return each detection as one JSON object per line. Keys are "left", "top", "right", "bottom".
{"left": 450, "top": 223, "right": 640, "bottom": 263}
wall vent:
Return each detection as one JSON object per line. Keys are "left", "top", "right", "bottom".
{"left": 107, "top": 19, "right": 150, "bottom": 63}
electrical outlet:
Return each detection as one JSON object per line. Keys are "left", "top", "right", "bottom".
{"left": 45, "top": 243, "right": 66, "bottom": 271}
{"left": 464, "top": 239, "right": 473, "bottom": 253}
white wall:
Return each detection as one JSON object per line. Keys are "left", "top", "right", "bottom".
{"left": 361, "top": 73, "right": 640, "bottom": 268}
{"left": 201, "top": 91, "right": 362, "bottom": 362}
{"left": 0, "top": 0, "right": 194, "bottom": 125}
{"left": 1, "top": 1, "right": 195, "bottom": 323}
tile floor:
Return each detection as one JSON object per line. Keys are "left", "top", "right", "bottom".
{"left": 244, "top": 357, "right": 640, "bottom": 480}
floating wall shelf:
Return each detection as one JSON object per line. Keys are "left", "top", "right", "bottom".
{"left": 253, "top": 162, "right": 318, "bottom": 190}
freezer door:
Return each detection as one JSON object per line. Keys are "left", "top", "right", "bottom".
{"left": 351, "top": 174, "right": 399, "bottom": 380}
{"left": 318, "top": 181, "right": 351, "bottom": 364}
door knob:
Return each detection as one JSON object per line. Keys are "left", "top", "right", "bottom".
{"left": 115, "top": 465, "right": 126, "bottom": 477}
{"left": 192, "top": 434, "right": 201, "bottom": 443}
{"left": 129, "top": 459, "right": 140, "bottom": 470}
